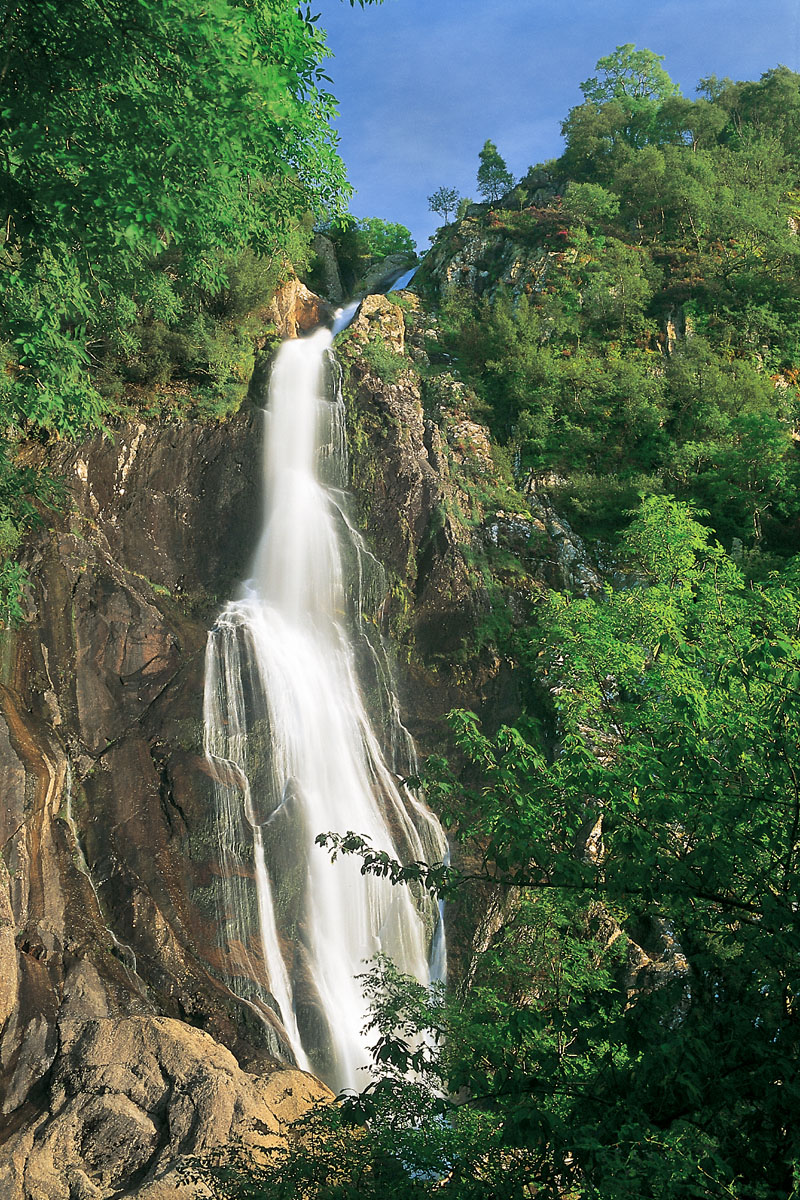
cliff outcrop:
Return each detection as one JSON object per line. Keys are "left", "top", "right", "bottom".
{"left": 416, "top": 211, "right": 559, "bottom": 302}
{"left": 338, "top": 294, "right": 520, "bottom": 748}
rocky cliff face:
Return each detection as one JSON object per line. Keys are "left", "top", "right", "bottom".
{"left": 0, "top": 279, "right": 493, "bottom": 1195}
{"left": 416, "top": 212, "right": 558, "bottom": 302}
{"left": 338, "top": 294, "right": 517, "bottom": 749}
{"left": 0, "top": 407, "right": 338, "bottom": 1196}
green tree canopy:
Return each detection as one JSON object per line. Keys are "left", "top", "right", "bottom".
{"left": 304, "top": 498, "right": 800, "bottom": 1200}
{"left": 579, "top": 43, "right": 681, "bottom": 106}
{"left": 0, "top": 0, "right": 364, "bottom": 438}
{"left": 356, "top": 217, "right": 416, "bottom": 258}
{"left": 562, "top": 44, "right": 681, "bottom": 165}
{"left": 428, "top": 186, "right": 461, "bottom": 223}
{"left": 0, "top": 0, "right": 386, "bottom": 623}
{"left": 476, "top": 139, "right": 514, "bottom": 203}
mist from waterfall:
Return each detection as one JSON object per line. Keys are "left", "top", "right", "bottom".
{"left": 203, "top": 316, "right": 446, "bottom": 1092}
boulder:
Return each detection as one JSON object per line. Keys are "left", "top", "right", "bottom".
{"left": 347, "top": 293, "right": 406, "bottom": 356}
{"left": 265, "top": 277, "right": 332, "bottom": 339}
{"left": 0, "top": 1016, "right": 330, "bottom": 1199}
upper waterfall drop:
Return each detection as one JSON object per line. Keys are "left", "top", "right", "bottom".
{"left": 203, "top": 306, "right": 446, "bottom": 1092}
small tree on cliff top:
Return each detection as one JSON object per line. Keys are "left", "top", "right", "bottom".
{"left": 428, "top": 185, "right": 460, "bottom": 223}
{"left": 563, "top": 44, "right": 682, "bottom": 156}
{"left": 476, "top": 140, "right": 514, "bottom": 203}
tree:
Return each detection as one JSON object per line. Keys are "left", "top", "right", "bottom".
{"left": 0, "top": 0, "right": 384, "bottom": 620}
{"left": 580, "top": 44, "right": 681, "bottom": 107}
{"left": 560, "top": 181, "right": 620, "bottom": 227}
{"left": 428, "top": 186, "right": 461, "bottom": 224}
{"left": 0, "top": 0, "right": 387, "bottom": 444}
{"left": 1, "top": 0, "right": 358, "bottom": 432}
{"left": 476, "top": 140, "right": 514, "bottom": 203}
{"left": 311, "top": 497, "right": 800, "bottom": 1199}
{"left": 562, "top": 45, "right": 681, "bottom": 163}
{"left": 356, "top": 217, "right": 416, "bottom": 258}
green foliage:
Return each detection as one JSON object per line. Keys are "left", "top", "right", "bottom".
{"left": 476, "top": 140, "right": 514, "bottom": 203}
{"left": 359, "top": 335, "right": 408, "bottom": 385}
{"left": 428, "top": 186, "right": 461, "bottom": 224}
{"left": 0, "top": 560, "right": 28, "bottom": 628}
{"left": 2, "top": 0, "right": 351, "bottom": 434}
{"left": 0, "top": 444, "right": 57, "bottom": 626}
{"left": 444, "top": 276, "right": 666, "bottom": 475}
{"left": 357, "top": 217, "right": 416, "bottom": 258}
{"left": 307, "top": 499, "right": 800, "bottom": 1200}
{"left": 560, "top": 181, "right": 620, "bottom": 228}
{"left": 580, "top": 44, "right": 681, "bottom": 106}
{"left": 0, "top": 0, "right": 378, "bottom": 614}
{"left": 563, "top": 44, "right": 681, "bottom": 167}
{"left": 319, "top": 215, "right": 416, "bottom": 291}
{"left": 435, "top": 58, "right": 800, "bottom": 556}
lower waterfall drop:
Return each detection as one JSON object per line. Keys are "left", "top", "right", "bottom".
{"left": 203, "top": 315, "right": 447, "bottom": 1092}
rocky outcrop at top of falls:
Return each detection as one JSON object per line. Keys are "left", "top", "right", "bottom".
{"left": 414, "top": 210, "right": 561, "bottom": 303}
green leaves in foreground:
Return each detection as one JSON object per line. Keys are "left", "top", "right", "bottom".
{"left": 297, "top": 498, "right": 800, "bottom": 1199}
{"left": 0, "top": 0, "right": 367, "bottom": 623}
{"left": 2, "top": 0, "right": 350, "bottom": 436}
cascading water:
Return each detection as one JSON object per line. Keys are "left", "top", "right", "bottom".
{"left": 203, "top": 311, "right": 447, "bottom": 1092}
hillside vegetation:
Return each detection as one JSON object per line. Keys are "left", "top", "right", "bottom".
{"left": 423, "top": 48, "right": 800, "bottom": 567}
{"left": 0, "top": 0, "right": 397, "bottom": 620}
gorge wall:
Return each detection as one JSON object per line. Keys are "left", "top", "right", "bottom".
{"left": 0, "top": 258, "right": 603, "bottom": 1194}
{"left": 0, "top": 279, "right": 515, "bottom": 1196}
{"left": 0, "top": 409, "right": 339, "bottom": 1198}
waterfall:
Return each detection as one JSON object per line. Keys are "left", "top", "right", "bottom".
{"left": 203, "top": 316, "right": 446, "bottom": 1092}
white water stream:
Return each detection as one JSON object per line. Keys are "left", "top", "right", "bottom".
{"left": 203, "top": 313, "right": 446, "bottom": 1092}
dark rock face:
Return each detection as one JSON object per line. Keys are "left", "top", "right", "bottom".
{"left": 344, "top": 307, "right": 475, "bottom": 646}
{"left": 311, "top": 233, "right": 345, "bottom": 304}
{"left": 340, "top": 295, "right": 519, "bottom": 759}
{"left": 0, "top": 411, "right": 331, "bottom": 1196}
{"left": 354, "top": 253, "right": 416, "bottom": 299}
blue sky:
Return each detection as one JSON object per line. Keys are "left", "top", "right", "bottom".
{"left": 313, "top": 0, "right": 800, "bottom": 249}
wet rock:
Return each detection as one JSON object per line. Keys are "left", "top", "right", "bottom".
{"left": 355, "top": 252, "right": 416, "bottom": 298}
{"left": 0, "top": 409, "right": 326, "bottom": 1194}
{"left": 311, "top": 234, "right": 344, "bottom": 304}
{"left": 343, "top": 316, "right": 474, "bottom": 648}
{"left": 44, "top": 414, "right": 263, "bottom": 601}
